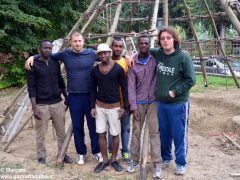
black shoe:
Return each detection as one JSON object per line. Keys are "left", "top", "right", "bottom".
{"left": 111, "top": 161, "right": 123, "bottom": 172}
{"left": 64, "top": 154, "right": 73, "bottom": 163}
{"left": 38, "top": 158, "right": 46, "bottom": 164}
{"left": 94, "top": 162, "right": 109, "bottom": 173}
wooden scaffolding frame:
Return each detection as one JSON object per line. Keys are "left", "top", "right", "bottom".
{"left": 1, "top": 0, "right": 240, "bottom": 169}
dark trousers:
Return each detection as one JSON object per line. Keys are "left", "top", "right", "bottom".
{"left": 68, "top": 93, "right": 100, "bottom": 155}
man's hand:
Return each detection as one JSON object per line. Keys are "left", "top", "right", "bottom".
{"left": 91, "top": 108, "right": 96, "bottom": 118}
{"left": 133, "top": 109, "right": 140, "bottom": 121}
{"left": 119, "top": 109, "right": 130, "bottom": 119}
{"left": 169, "top": 90, "right": 175, "bottom": 98}
{"left": 33, "top": 107, "right": 41, "bottom": 120}
{"left": 125, "top": 55, "right": 135, "bottom": 68}
{"left": 25, "top": 56, "right": 34, "bottom": 70}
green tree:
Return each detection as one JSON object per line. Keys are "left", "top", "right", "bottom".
{"left": 0, "top": 0, "right": 88, "bottom": 88}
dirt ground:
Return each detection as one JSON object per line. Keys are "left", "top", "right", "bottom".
{"left": 0, "top": 86, "right": 240, "bottom": 180}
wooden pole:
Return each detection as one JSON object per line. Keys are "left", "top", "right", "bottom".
{"left": 223, "top": 133, "right": 240, "bottom": 150}
{"left": 52, "top": 122, "right": 56, "bottom": 140}
{"left": 183, "top": 0, "right": 208, "bottom": 87}
{"left": 3, "top": 112, "right": 33, "bottom": 152}
{"left": 219, "top": 0, "right": 240, "bottom": 35}
{"left": 140, "top": 121, "right": 149, "bottom": 180}
{"left": 6, "top": 99, "right": 30, "bottom": 143}
{"left": 56, "top": 123, "right": 73, "bottom": 167}
{"left": 162, "top": 0, "right": 168, "bottom": 27}
{"left": 57, "top": 0, "right": 99, "bottom": 51}
{"left": 106, "top": 1, "right": 123, "bottom": 45}
{"left": 0, "top": 84, "right": 27, "bottom": 126}
{"left": 2, "top": 94, "right": 29, "bottom": 143}
{"left": 80, "top": 0, "right": 107, "bottom": 34}
{"left": 203, "top": 0, "right": 240, "bottom": 88}
{"left": 150, "top": 0, "right": 160, "bottom": 48}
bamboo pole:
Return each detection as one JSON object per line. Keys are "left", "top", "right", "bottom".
{"left": 223, "top": 133, "right": 240, "bottom": 150}
{"left": 118, "top": 12, "right": 229, "bottom": 23}
{"left": 52, "top": 123, "right": 56, "bottom": 140}
{"left": 106, "top": 1, "right": 123, "bottom": 45}
{"left": 81, "top": 30, "right": 156, "bottom": 40}
{"left": 183, "top": 0, "right": 208, "bottom": 87}
{"left": 80, "top": 0, "right": 107, "bottom": 34}
{"left": 3, "top": 112, "right": 33, "bottom": 152}
{"left": 140, "top": 120, "right": 149, "bottom": 180}
{"left": 150, "top": 0, "right": 160, "bottom": 48}
{"left": 57, "top": 0, "right": 99, "bottom": 51}
{"left": 67, "top": 0, "right": 98, "bottom": 38}
{"left": 219, "top": 0, "right": 240, "bottom": 35}
{"left": 203, "top": 0, "right": 240, "bottom": 88}
{"left": 230, "top": 174, "right": 240, "bottom": 177}
{"left": 6, "top": 99, "right": 30, "bottom": 143}
{"left": 162, "top": 0, "right": 168, "bottom": 27}
{"left": 2, "top": 94, "right": 29, "bottom": 143}
{"left": 56, "top": 123, "right": 73, "bottom": 167}
{"left": 0, "top": 85, "right": 27, "bottom": 127}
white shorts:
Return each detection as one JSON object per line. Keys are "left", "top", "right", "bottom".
{"left": 95, "top": 105, "right": 121, "bottom": 136}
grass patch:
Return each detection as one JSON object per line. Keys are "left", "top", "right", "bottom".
{"left": 191, "top": 74, "right": 237, "bottom": 93}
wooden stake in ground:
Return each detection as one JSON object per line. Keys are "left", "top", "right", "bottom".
{"left": 3, "top": 112, "right": 33, "bottom": 152}
{"left": 140, "top": 121, "right": 149, "bottom": 180}
{"left": 56, "top": 123, "right": 73, "bottom": 168}
{"left": 223, "top": 133, "right": 240, "bottom": 150}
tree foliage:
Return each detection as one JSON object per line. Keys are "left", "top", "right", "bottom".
{"left": 157, "top": 0, "right": 236, "bottom": 40}
{"left": 0, "top": 0, "right": 87, "bottom": 88}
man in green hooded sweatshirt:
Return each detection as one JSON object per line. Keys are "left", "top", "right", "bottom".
{"left": 150, "top": 27, "right": 195, "bottom": 176}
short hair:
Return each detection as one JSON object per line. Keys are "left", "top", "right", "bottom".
{"left": 69, "top": 31, "right": 83, "bottom": 40}
{"left": 138, "top": 35, "right": 150, "bottom": 44}
{"left": 158, "top": 27, "right": 180, "bottom": 48}
{"left": 39, "top": 39, "right": 52, "bottom": 47}
{"left": 112, "top": 36, "right": 123, "bottom": 46}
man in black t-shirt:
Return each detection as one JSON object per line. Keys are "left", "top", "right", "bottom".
{"left": 90, "top": 43, "right": 129, "bottom": 173}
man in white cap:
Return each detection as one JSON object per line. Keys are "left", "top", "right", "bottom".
{"left": 90, "top": 43, "right": 129, "bottom": 173}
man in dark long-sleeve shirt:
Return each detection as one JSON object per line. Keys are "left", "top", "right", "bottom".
{"left": 90, "top": 43, "right": 129, "bottom": 173}
{"left": 26, "top": 40, "right": 72, "bottom": 164}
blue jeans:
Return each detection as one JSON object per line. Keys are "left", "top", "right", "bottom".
{"left": 68, "top": 93, "right": 100, "bottom": 155}
{"left": 108, "top": 115, "right": 130, "bottom": 153}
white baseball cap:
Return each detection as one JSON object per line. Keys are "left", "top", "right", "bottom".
{"left": 96, "top": 43, "right": 112, "bottom": 53}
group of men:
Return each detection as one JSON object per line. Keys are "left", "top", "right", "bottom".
{"left": 26, "top": 27, "right": 195, "bottom": 178}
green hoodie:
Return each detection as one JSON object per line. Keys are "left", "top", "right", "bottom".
{"left": 150, "top": 47, "right": 196, "bottom": 104}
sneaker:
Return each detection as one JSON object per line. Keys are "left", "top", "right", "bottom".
{"left": 111, "top": 161, "right": 123, "bottom": 172}
{"left": 153, "top": 164, "right": 163, "bottom": 179}
{"left": 176, "top": 165, "right": 187, "bottom": 175}
{"left": 77, "top": 154, "right": 85, "bottom": 165}
{"left": 122, "top": 152, "right": 131, "bottom": 164}
{"left": 162, "top": 160, "right": 171, "bottom": 169}
{"left": 94, "top": 153, "right": 103, "bottom": 162}
{"left": 38, "top": 158, "right": 46, "bottom": 164}
{"left": 127, "top": 160, "right": 140, "bottom": 172}
{"left": 94, "top": 161, "right": 109, "bottom": 173}
{"left": 64, "top": 154, "right": 73, "bottom": 163}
